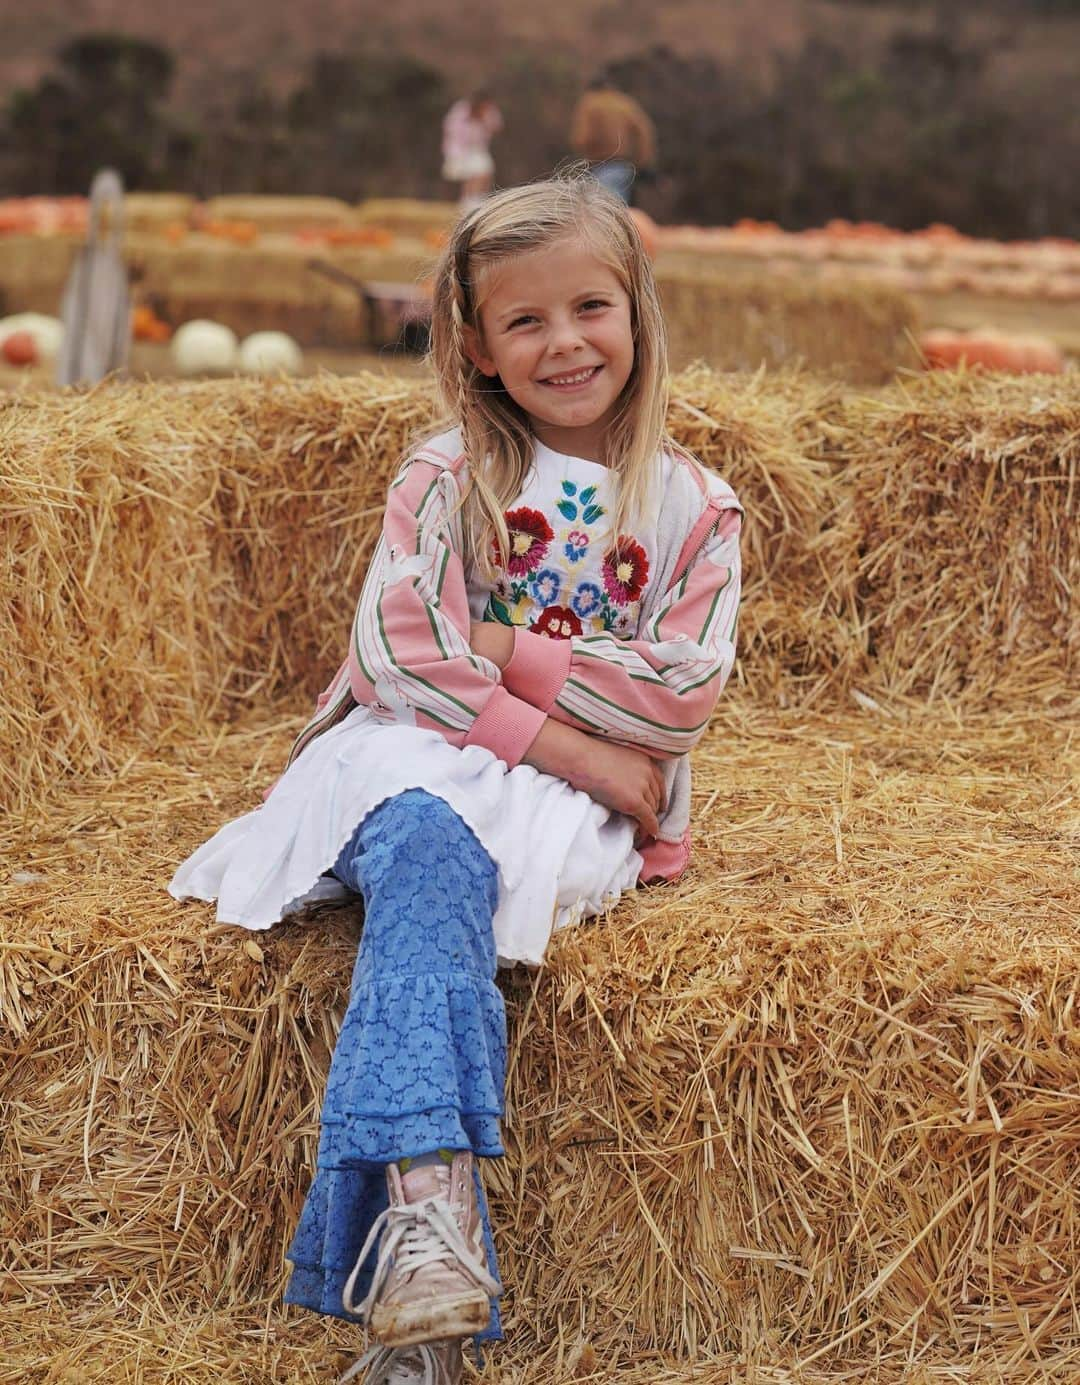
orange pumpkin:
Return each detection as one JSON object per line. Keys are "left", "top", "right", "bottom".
{"left": 132, "top": 305, "right": 172, "bottom": 343}
{"left": 918, "top": 328, "right": 963, "bottom": 369}
{"left": 2, "top": 330, "right": 38, "bottom": 367}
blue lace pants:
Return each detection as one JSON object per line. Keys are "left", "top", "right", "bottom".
{"left": 284, "top": 790, "right": 505, "bottom": 1341}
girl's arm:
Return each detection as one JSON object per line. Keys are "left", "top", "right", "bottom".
{"left": 523, "top": 719, "right": 667, "bottom": 842}
{"left": 346, "top": 458, "right": 549, "bottom": 768}
{"left": 480, "top": 507, "right": 741, "bottom": 759}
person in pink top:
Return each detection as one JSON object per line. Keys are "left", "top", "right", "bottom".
{"left": 170, "top": 174, "right": 741, "bottom": 1385}
{"left": 441, "top": 92, "right": 503, "bottom": 211}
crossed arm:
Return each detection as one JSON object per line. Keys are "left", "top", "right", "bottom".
{"left": 338, "top": 458, "right": 739, "bottom": 839}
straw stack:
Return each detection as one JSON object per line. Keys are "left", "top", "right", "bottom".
{"left": 124, "top": 192, "right": 198, "bottom": 233}
{"left": 0, "top": 233, "right": 78, "bottom": 315}
{"left": 1, "top": 699, "right": 1076, "bottom": 1379}
{"left": 202, "top": 195, "right": 356, "bottom": 233}
{"left": 124, "top": 233, "right": 435, "bottom": 346}
{"left": 0, "top": 370, "right": 843, "bottom": 816}
{"left": 667, "top": 366, "right": 860, "bottom": 702}
{"left": 355, "top": 197, "right": 459, "bottom": 238}
{"left": 1, "top": 365, "right": 1077, "bottom": 1381}
{"left": 837, "top": 371, "right": 1079, "bottom": 703}
{"left": 658, "top": 269, "right": 920, "bottom": 383}
{"left": 2, "top": 219, "right": 917, "bottom": 375}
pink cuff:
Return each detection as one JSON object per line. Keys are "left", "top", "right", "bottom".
{"left": 502, "top": 628, "right": 572, "bottom": 711}
{"left": 463, "top": 684, "right": 547, "bottom": 768}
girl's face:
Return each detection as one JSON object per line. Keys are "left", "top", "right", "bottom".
{"left": 467, "top": 236, "right": 635, "bottom": 463}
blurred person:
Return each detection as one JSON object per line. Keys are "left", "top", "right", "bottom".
{"left": 442, "top": 92, "right": 503, "bottom": 211}
{"left": 570, "top": 74, "right": 657, "bottom": 205}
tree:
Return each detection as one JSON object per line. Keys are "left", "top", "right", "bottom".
{"left": 285, "top": 53, "right": 449, "bottom": 200}
{"left": 6, "top": 34, "right": 177, "bottom": 194}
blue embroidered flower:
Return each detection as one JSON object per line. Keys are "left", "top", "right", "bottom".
{"left": 571, "top": 581, "right": 603, "bottom": 620}
{"left": 564, "top": 530, "right": 589, "bottom": 562}
{"left": 529, "top": 568, "right": 561, "bottom": 607}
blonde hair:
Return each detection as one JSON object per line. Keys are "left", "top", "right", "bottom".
{"left": 427, "top": 172, "right": 670, "bottom": 578}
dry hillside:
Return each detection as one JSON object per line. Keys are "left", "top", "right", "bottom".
{"left": 3, "top": 0, "right": 1075, "bottom": 104}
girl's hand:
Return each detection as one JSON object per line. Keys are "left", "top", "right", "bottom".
{"left": 523, "top": 719, "right": 667, "bottom": 841}
{"left": 575, "top": 738, "right": 668, "bottom": 843}
{"left": 470, "top": 621, "right": 514, "bottom": 670}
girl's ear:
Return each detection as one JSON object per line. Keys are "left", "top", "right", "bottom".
{"left": 463, "top": 325, "right": 499, "bottom": 378}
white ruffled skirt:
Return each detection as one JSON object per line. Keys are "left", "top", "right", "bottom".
{"left": 169, "top": 706, "right": 641, "bottom": 966}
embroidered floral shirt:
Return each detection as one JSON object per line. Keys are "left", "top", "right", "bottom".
{"left": 470, "top": 442, "right": 668, "bottom": 643}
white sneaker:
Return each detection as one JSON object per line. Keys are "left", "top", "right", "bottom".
{"left": 342, "top": 1153, "right": 499, "bottom": 1346}
{"left": 338, "top": 1339, "right": 463, "bottom": 1384}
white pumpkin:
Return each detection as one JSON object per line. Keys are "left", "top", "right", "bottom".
{"left": 237, "top": 330, "right": 304, "bottom": 376}
{"left": 170, "top": 319, "right": 238, "bottom": 376}
{"left": 0, "top": 312, "right": 65, "bottom": 360}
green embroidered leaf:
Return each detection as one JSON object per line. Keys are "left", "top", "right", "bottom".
{"left": 582, "top": 503, "right": 605, "bottom": 524}
{"left": 488, "top": 597, "right": 513, "bottom": 626}
{"left": 556, "top": 500, "right": 578, "bottom": 521}
{"left": 561, "top": 481, "right": 577, "bottom": 496}
{"left": 579, "top": 485, "right": 597, "bottom": 506}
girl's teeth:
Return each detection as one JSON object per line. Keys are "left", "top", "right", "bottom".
{"left": 548, "top": 368, "right": 596, "bottom": 385}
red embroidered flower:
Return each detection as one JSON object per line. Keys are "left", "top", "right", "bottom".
{"left": 497, "top": 507, "right": 554, "bottom": 577}
{"left": 532, "top": 605, "right": 582, "bottom": 640}
{"left": 602, "top": 536, "right": 649, "bottom": 606}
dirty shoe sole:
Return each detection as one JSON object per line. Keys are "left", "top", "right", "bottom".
{"left": 370, "top": 1288, "right": 491, "bottom": 1347}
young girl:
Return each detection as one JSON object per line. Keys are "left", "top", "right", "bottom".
{"left": 170, "top": 174, "right": 742, "bottom": 1385}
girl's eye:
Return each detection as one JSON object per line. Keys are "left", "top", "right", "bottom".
{"left": 507, "top": 315, "right": 536, "bottom": 329}
{"left": 580, "top": 299, "right": 609, "bottom": 312}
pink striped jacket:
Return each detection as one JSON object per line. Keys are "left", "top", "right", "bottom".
{"left": 287, "top": 430, "right": 742, "bottom": 882}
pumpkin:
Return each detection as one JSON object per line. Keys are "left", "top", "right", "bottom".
{"left": 132, "top": 305, "right": 172, "bottom": 343}
{"left": 918, "top": 329, "right": 964, "bottom": 369}
{"left": 170, "top": 320, "right": 238, "bottom": 376}
{"left": 0, "top": 312, "right": 64, "bottom": 360}
{"left": 1, "top": 330, "right": 38, "bottom": 367}
{"left": 237, "top": 331, "right": 304, "bottom": 376}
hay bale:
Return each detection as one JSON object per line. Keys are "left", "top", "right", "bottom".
{"left": 202, "top": 195, "right": 355, "bottom": 232}
{"left": 658, "top": 268, "right": 920, "bottom": 383}
{"left": 0, "top": 370, "right": 843, "bottom": 816}
{"left": 2, "top": 364, "right": 1078, "bottom": 1378}
{"left": 1, "top": 700, "right": 1076, "bottom": 1377}
{"left": 838, "top": 372, "right": 1079, "bottom": 704}
{"left": 0, "top": 375, "right": 432, "bottom": 814}
{"left": 0, "top": 233, "right": 79, "bottom": 315}
{"left": 124, "top": 192, "right": 197, "bottom": 233}
{"left": 355, "top": 197, "right": 458, "bottom": 239}
{"left": 668, "top": 366, "right": 860, "bottom": 702}
{"left": 125, "top": 233, "right": 433, "bottom": 346}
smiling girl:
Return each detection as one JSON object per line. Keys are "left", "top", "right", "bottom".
{"left": 170, "top": 175, "right": 742, "bottom": 1385}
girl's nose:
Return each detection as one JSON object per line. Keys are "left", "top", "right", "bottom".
{"left": 548, "top": 316, "right": 585, "bottom": 354}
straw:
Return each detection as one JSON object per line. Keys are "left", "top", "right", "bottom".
{"left": 657, "top": 269, "right": 920, "bottom": 383}
{"left": 1, "top": 363, "right": 1076, "bottom": 1380}
{"left": 1, "top": 697, "right": 1075, "bottom": 1378}
{"left": 0, "top": 369, "right": 846, "bottom": 815}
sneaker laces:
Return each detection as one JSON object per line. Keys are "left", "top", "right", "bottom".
{"left": 338, "top": 1342, "right": 444, "bottom": 1385}
{"left": 341, "top": 1193, "right": 501, "bottom": 1322}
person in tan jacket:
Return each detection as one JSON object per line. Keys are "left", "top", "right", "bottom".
{"left": 570, "top": 76, "right": 657, "bottom": 204}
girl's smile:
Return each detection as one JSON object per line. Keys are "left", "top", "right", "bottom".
{"left": 466, "top": 237, "right": 635, "bottom": 462}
